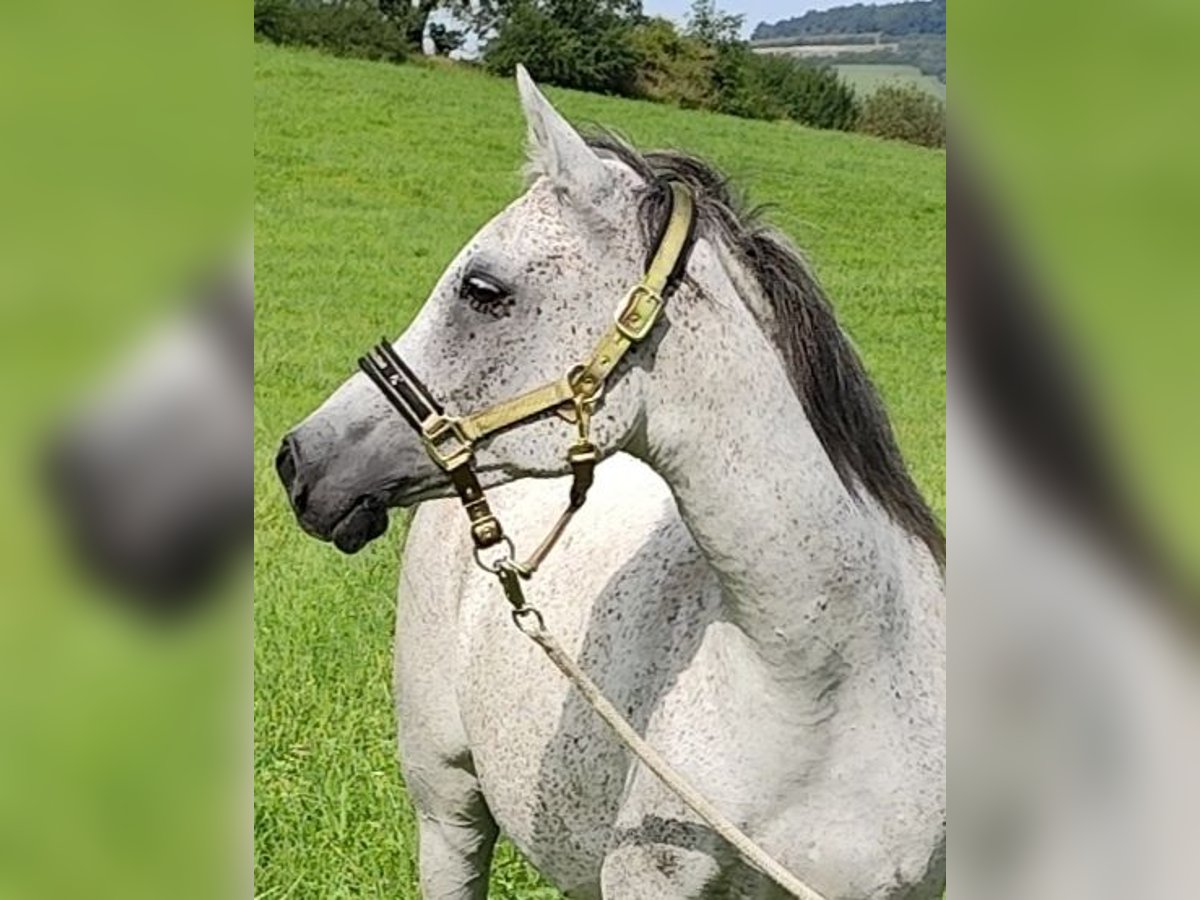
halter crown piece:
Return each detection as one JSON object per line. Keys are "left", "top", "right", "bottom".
{"left": 359, "top": 180, "right": 696, "bottom": 569}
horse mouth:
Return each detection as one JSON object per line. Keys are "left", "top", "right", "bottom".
{"left": 330, "top": 496, "right": 389, "bottom": 554}
{"left": 322, "top": 470, "right": 478, "bottom": 554}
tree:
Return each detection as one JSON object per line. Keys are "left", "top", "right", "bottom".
{"left": 446, "top": 0, "right": 516, "bottom": 43}
{"left": 629, "top": 17, "right": 718, "bottom": 108}
{"left": 857, "top": 83, "right": 944, "bottom": 147}
{"left": 752, "top": 0, "right": 946, "bottom": 41}
{"left": 747, "top": 55, "right": 859, "bottom": 130}
{"left": 254, "top": 0, "right": 410, "bottom": 63}
{"left": 482, "top": 1, "right": 643, "bottom": 96}
{"left": 379, "top": 0, "right": 441, "bottom": 47}
{"left": 679, "top": 2, "right": 750, "bottom": 117}
{"left": 453, "top": 0, "right": 639, "bottom": 43}
{"left": 686, "top": 0, "right": 743, "bottom": 47}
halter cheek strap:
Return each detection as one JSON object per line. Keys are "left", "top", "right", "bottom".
{"left": 359, "top": 181, "right": 696, "bottom": 553}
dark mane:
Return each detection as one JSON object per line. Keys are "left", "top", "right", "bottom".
{"left": 588, "top": 133, "right": 946, "bottom": 566}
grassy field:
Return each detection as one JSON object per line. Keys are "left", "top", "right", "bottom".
{"left": 254, "top": 41, "right": 944, "bottom": 898}
{"left": 837, "top": 63, "right": 947, "bottom": 100}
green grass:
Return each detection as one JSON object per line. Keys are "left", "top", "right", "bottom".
{"left": 837, "top": 63, "right": 947, "bottom": 100}
{"left": 255, "top": 42, "right": 944, "bottom": 898}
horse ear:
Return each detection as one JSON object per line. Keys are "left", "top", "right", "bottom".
{"left": 516, "top": 65, "right": 613, "bottom": 204}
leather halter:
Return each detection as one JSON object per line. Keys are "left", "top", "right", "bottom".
{"left": 359, "top": 180, "right": 697, "bottom": 553}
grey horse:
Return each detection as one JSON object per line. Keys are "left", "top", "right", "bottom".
{"left": 278, "top": 69, "right": 946, "bottom": 899}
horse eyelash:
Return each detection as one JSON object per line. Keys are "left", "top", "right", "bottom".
{"left": 462, "top": 274, "right": 515, "bottom": 319}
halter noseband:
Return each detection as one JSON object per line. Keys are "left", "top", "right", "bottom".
{"left": 359, "top": 181, "right": 696, "bottom": 558}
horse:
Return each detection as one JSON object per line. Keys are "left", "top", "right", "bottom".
{"left": 277, "top": 68, "right": 946, "bottom": 899}
{"left": 47, "top": 248, "right": 252, "bottom": 613}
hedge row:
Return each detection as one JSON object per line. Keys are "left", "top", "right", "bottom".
{"left": 253, "top": 1, "right": 944, "bottom": 148}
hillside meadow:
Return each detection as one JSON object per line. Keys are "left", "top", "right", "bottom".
{"left": 836, "top": 63, "right": 946, "bottom": 100}
{"left": 254, "top": 42, "right": 944, "bottom": 898}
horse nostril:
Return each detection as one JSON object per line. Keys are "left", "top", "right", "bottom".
{"left": 275, "top": 436, "right": 297, "bottom": 489}
{"left": 291, "top": 481, "right": 309, "bottom": 516}
{"left": 275, "top": 434, "right": 309, "bottom": 515}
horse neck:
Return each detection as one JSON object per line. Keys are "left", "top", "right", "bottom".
{"left": 636, "top": 237, "right": 926, "bottom": 677}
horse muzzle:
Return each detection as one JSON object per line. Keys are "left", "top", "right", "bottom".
{"left": 275, "top": 429, "right": 394, "bottom": 553}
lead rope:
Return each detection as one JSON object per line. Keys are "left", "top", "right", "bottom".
{"left": 480, "top": 557, "right": 828, "bottom": 900}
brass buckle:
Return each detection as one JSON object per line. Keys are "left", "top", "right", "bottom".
{"left": 421, "top": 415, "right": 473, "bottom": 470}
{"left": 614, "top": 284, "right": 663, "bottom": 342}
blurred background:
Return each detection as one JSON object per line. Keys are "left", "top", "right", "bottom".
{"left": 952, "top": 2, "right": 1199, "bottom": 897}
{"left": 0, "top": 2, "right": 246, "bottom": 899}
{"left": 1, "top": 0, "right": 1196, "bottom": 897}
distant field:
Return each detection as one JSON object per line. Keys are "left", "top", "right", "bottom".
{"left": 837, "top": 63, "right": 947, "bottom": 100}
{"left": 751, "top": 32, "right": 889, "bottom": 48}
{"left": 255, "top": 42, "right": 944, "bottom": 899}
{"left": 755, "top": 41, "right": 901, "bottom": 57}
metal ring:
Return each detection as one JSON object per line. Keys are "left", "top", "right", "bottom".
{"left": 567, "top": 364, "right": 605, "bottom": 405}
{"left": 473, "top": 536, "right": 516, "bottom": 574}
{"left": 511, "top": 606, "right": 546, "bottom": 635}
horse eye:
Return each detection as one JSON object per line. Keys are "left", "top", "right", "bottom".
{"left": 460, "top": 275, "right": 512, "bottom": 317}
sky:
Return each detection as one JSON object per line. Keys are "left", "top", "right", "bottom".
{"left": 642, "top": 1, "right": 845, "bottom": 38}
